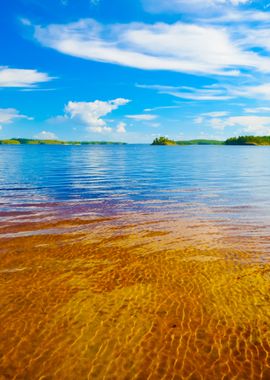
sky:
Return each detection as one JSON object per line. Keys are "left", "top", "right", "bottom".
{"left": 2, "top": 0, "right": 270, "bottom": 142}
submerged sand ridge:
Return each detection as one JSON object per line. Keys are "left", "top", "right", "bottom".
{"left": 0, "top": 207, "right": 270, "bottom": 379}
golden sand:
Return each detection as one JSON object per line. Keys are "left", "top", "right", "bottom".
{"left": 0, "top": 211, "right": 270, "bottom": 379}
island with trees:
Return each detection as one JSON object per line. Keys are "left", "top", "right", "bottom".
{"left": 152, "top": 136, "right": 270, "bottom": 146}
{"left": 151, "top": 137, "right": 177, "bottom": 145}
{"left": 0, "top": 138, "right": 126, "bottom": 145}
{"left": 225, "top": 136, "right": 270, "bottom": 145}
{"left": 152, "top": 137, "right": 223, "bottom": 145}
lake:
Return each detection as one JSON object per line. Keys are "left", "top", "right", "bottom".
{"left": 1, "top": 145, "right": 270, "bottom": 379}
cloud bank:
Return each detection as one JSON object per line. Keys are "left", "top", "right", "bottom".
{"left": 196, "top": 112, "right": 270, "bottom": 135}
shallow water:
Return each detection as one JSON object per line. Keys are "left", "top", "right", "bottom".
{"left": 0, "top": 145, "right": 270, "bottom": 379}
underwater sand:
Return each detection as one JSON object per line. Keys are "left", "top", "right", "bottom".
{"left": 1, "top": 205, "right": 270, "bottom": 380}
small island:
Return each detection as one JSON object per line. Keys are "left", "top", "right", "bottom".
{"left": 152, "top": 137, "right": 224, "bottom": 146}
{"left": 0, "top": 138, "right": 126, "bottom": 145}
{"left": 152, "top": 136, "right": 270, "bottom": 146}
{"left": 151, "top": 137, "right": 177, "bottom": 146}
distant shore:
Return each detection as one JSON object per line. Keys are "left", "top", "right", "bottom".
{"left": 152, "top": 136, "right": 270, "bottom": 146}
{"left": 0, "top": 138, "right": 126, "bottom": 145}
{"left": 2, "top": 135, "right": 270, "bottom": 146}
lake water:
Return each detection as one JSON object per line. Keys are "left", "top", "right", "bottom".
{"left": 1, "top": 144, "right": 270, "bottom": 221}
{"left": 1, "top": 145, "right": 270, "bottom": 379}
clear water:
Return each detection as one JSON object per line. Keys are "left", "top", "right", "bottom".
{"left": 1, "top": 145, "right": 270, "bottom": 379}
{"left": 1, "top": 144, "right": 270, "bottom": 247}
{"left": 1, "top": 144, "right": 270, "bottom": 216}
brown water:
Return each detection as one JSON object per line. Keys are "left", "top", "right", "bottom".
{"left": 1, "top": 205, "right": 270, "bottom": 380}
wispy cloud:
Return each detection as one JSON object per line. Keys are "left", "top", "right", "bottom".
{"left": 137, "top": 84, "right": 232, "bottom": 101}
{"left": 244, "top": 107, "right": 270, "bottom": 113}
{"left": 138, "top": 82, "right": 270, "bottom": 102}
{"left": 126, "top": 114, "right": 158, "bottom": 121}
{"left": 0, "top": 67, "right": 53, "bottom": 88}
{"left": 202, "top": 111, "right": 229, "bottom": 117}
{"left": 142, "top": 0, "right": 251, "bottom": 15}
{"left": 144, "top": 105, "right": 182, "bottom": 112}
{"left": 31, "top": 17, "right": 270, "bottom": 76}
{"left": 20, "top": 88, "right": 56, "bottom": 92}
{"left": 229, "top": 83, "right": 270, "bottom": 100}
{"left": 0, "top": 108, "right": 32, "bottom": 129}
{"left": 145, "top": 122, "right": 161, "bottom": 128}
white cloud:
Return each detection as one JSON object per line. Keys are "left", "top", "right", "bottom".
{"left": 0, "top": 108, "right": 32, "bottom": 128}
{"left": 126, "top": 114, "right": 158, "bottom": 121}
{"left": 116, "top": 122, "right": 126, "bottom": 133}
{"left": 34, "top": 131, "right": 58, "bottom": 140}
{"left": 32, "top": 18, "right": 270, "bottom": 76}
{"left": 64, "top": 98, "right": 130, "bottom": 133}
{"left": 0, "top": 67, "right": 53, "bottom": 88}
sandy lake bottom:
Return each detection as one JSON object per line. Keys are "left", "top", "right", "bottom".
{"left": 1, "top": 204, "right": 270, "bottom": 380}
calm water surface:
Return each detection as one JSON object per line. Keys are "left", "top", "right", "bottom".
{"left": 1, "top": 145, "right": 270, "bottom": 379}
{"left": 1, "top": 144, "right": 270, "bottom": 216}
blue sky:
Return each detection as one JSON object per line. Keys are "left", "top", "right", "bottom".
{"left": 2, "top": 0, "right": 270, "bottom": 142}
